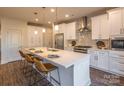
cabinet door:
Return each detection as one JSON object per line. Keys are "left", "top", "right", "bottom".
{"left": 108, "top": 9, "right": 122, "bottom": 36}
{"left": 69, "top": 22, "right": 76, "bottom": 39}
{"left": 58, "top": 24, "right": 65, "bottom": 33}
{"left": 109, "top": 57, "right": 124, "bottom": 75}
{"left": 98, "top": 51, "right": 109, "bottom": 70}
{"left": 90, "top": 51, "right": 99, "bottom": 67}
{"left": 122, "top": 8, "right": 124, "bottom": 34}
{"left": 66, "top": 22, "right": 76, "bottom": 39}
{"left": 91, "top": 17, "right": 100, "bottom": 39}
{"left": 100, "top": 14, "right": 109, "bottom": 39}
{"left": 6, "top": 29, "right": 22, "bottom": 63}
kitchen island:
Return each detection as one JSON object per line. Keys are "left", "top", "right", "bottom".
{"left": 25, "top": 47, "right": 91, "bottom": 86}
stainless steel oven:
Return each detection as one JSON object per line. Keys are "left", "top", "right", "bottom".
{"left": 111, "top": 36, "right": 124, "bottom": 50}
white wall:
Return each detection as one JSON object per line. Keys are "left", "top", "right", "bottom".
{"left": 0, "top": 17, "right": 53, "bottom": 64}
{"left": 43, "top": 27, "right": 53, "bottom": 48}
{"left": 1, "top": 17, "right": 28, "bottom": 64}
{"left": 27, "top": 25, "right": 43, "bottom": 48}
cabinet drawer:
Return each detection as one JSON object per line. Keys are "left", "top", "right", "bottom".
{"left": 110, "top": 57, "right": 124, "bottom": 63}
{"left": 110, "top": 57, "right": 124, "bottom": 75}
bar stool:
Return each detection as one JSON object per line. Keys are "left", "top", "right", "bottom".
{"left": 24, "top": 54, "right": 38, "bottom": 85}
{"left": 33, "top": 58, "right": 61, "bottom": 86}
{"left": 19, "top": 50, "right": 26, "bottom": 66}
{"left": 19, "top": 50, "right": 34, "bottom": 67}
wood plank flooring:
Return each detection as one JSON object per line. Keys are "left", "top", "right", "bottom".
{"left": 0, "top": 61, "right": 124, "bottom": 86}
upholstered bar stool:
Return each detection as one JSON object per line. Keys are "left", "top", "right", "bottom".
{"left": 33, "top": 58, "right": 61, "bottom": 86}
{"left": 24, "top": 54, "right": 37, "bottom": 85}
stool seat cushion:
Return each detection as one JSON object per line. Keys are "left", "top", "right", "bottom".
{"left": 43, "top": 63, "right": 57, "bottom": 72}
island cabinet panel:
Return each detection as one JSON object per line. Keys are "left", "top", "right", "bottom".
{"left": 73, "top": 56, "right": 91, "bottom": 86}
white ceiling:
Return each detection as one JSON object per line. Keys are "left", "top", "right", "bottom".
{"left": 0, "top": 7, "right": 106, "bottom": 25}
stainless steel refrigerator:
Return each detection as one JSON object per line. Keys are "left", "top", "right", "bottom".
{"left": 55, "top": 33, "right": 64, "bottom": 49}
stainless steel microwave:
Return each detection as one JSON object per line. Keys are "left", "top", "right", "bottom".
{"left": 111, "top": 40, "right": 124, "bottom": 49}
{"left": 111, "top": 36, "right": 124, "bottom": 50}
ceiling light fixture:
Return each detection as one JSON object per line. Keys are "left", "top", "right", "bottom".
{"left": 65, "top": 14, "right": 69, "bottom": 18}
{"left": 34, "top": 31, "right": 38, "bottom": 35}
{"left": 35, "top": 18, "right": 39, "bottom": 22}
{"left": 42, "top": 28, "right": 46, "bottom": 33}
{"left": 50, "top": 8, "right": 55, "bottom": 12}
{"left": 48, "top": 21, "right": 51, "bottom": 24}
{"left": 54, "top": 7, "right": 59, "bottom": 31}
{"left": 34, "top": 12, "right": 39, "bottom": 22}
{"left": 42, "top": 7, "right": 46, "bottom": 33}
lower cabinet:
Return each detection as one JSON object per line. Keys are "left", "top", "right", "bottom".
{"left": 90, "top": 50, "right": 109, "bottom": 71}
{"left": 90, "top": 51, "right": 99, "bottom": 67}
{"left": 109, "top": 53, "right": 124, "bottom": 76}
{"left": 90, "top": 50, "right": 124, "bottom": 76}
{"left": 98, "top": 51, "right": 109, "bottom": 70}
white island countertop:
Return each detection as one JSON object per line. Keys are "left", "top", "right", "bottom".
{"left": 25, "top": 47, "right": 91, "bottom": 86}
{"left": 25, "top": 47, "right": 90, "bottom": 68}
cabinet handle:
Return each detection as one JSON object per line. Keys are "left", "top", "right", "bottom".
{"left": 123, "top": 28, "right": 124, "bottom": 34}
{"left": 120, "top": 28, "right": 122, "bottom": 34}
{"left": 119, "top": 69, "right": 124, "bottom": 72}
{"left": 118, "top": 61, "right": 124, "bottom": 64}
{"left": 94, "top": 55, "right": 98, "bottom": 60}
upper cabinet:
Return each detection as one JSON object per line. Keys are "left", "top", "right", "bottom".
{"left": 66, "top": 22, "right": 76, "bottom": 40}
{"left": 91, "top": 14, "right": 109, "bottom": 39}
{"left": 54, "top": 22, "right": 76, "bottom": 40}
{"left": 107, "top": 8, "right": 124, "bottom": 36}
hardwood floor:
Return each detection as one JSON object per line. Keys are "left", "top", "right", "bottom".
{"left": 0, "top": 61, "right": 124, "bottom": 86}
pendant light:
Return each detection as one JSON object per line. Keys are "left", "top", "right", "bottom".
{"left": 55, "top": 7, "right": 59, "bottom": 31}
{"left": 42, "top": 7, "right": 46, "bottom": 33}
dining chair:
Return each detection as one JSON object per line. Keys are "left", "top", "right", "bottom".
{"left": 33, "top": 57, "right": 61, "bottom": 86}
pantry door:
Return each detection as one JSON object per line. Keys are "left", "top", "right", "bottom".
{"left": 6, "top": 29, "right": 22, "bottom": 62}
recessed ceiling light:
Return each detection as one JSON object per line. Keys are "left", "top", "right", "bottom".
{"left": 48, "top": 21, "right": 51, "bottom": 24}
{"left": 35, "top": 18, "right": 39, "bottom": 22}
{"left": 34, "top": 31, "right": 38, "bottom": 35}
{"left": 42, "top": 28, "right": 46, "bottom": 33}
{"left": 50, "top": 8, "right": 55, "bottom": 12}
{"left": 65, "top": 14, "right": 69, "bottom": 18}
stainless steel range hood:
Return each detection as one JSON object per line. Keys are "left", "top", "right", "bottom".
{"left": 78, "top": 16, "right": 90, "bottom": 32}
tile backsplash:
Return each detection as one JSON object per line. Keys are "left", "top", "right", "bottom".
{"left": 76, "top": 32, "right": 110, "bottom": 49}
{"left": 65, "top": 17, "right": 110, "bottom": 49}
{"left": 66, "top": 32, "right": 110, "bottom": 49}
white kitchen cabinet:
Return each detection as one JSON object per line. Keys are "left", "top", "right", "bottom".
{"left": 54, "top": 22, "right": 76, "bottom": 40}
{"left": 66, "top": 22, "right": 76, "bottom": 39}
{"left": 58, "top": 23, "right": 66, "bottom": 33}
{"left": 108, "top": 8, "right": 124, "bottom": 36}
{"left": 91, "top": 17, "right": 100, "bottom": 39}
{"left": 98, "top": 51, "right": 109, "bottom": 70}
{"left": 91, "top": 14, "right": 109, "bottom": 39}
{"left": 109, "top": 51, "right": 124, "bottom": 76}
{"left": 89, "top": 50, "right": 109, "bottom": 71}
{"left": 90, "top": 51, "right": 99, "bottom": 67}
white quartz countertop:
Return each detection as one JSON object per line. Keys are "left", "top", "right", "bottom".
{"left": 25, "top": 47, "right": 90, "bottom": 68}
